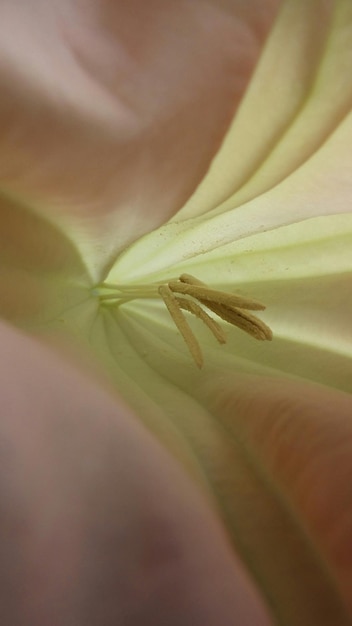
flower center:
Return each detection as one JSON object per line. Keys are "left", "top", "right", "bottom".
{"left": 93, "top": 274, "right": 272, "bottom": 368}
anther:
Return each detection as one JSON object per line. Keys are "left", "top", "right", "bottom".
{"left": 158, "top": 285, "right": 204, "bottom": 368}
{"left": 176, "top": 297, "right": 227, "bottom": 345}
{"left": 96, "top": 272, "right": 272, "bottom": 367}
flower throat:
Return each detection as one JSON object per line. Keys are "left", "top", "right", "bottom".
{"left": 95, "top": 273, "right": 272, "bottom": 368}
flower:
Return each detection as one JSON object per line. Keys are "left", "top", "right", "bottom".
{"left": 1, "top": 0, "right": 352, "bottom": 623}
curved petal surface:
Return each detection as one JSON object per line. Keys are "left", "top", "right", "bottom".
{"left": 0, "top": 320, "right": 275, "bottom": 625}
{"left": 196, "top": 373, "right": 352, "bottom": 620}
{"left": 0, "top": 0, "right": 280, "bottom": 272}
{"left": 0, "top": 1, "right": 352, "bottom": 624}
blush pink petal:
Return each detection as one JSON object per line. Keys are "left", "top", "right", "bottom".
{"left": 0, "top": 320, "right": 274, "bottom": 625}
{"left": 192, "top": 372, "right": 352, "bottom": 623}
{"left": 0, "top": 0, "right": 280, "bottom": 257}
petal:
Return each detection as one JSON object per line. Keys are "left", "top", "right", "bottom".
{"left": 165, "top": 212, "right": 352, "bottom": 393}
{"left": 0, "top": 0, "right": 280, "bottom": 270}
{"left": 0, "top": 190, "right": 93, "bottom": 329}
{"left": 0, "top": 320, "right": 274, "bottom": 625}
{"left": 94, "top": 310, "right": 352, "bottom": 624}
{"left": 106, "top": 210, "right": 352, "bottom": 407}
{"left": 177, "top": 0, "right": 352, "bottom": 219}
{"left": 195, "top": 373, "right": 352, "bottom": 619}
{"left": 106, "top": 0, "right": 352, "bottom": 281}
{"left": 108, "top": 109, "right": 352, "bottom": 282}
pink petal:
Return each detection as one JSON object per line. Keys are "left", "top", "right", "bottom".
{"left": 195, "top": 372, "right": 352, "bottom": 621}
{"left": 0, "top": 320, "right": 274, "bottom": 625}
{"left": 0, "top": 0, "right": 279, "bottom": 251}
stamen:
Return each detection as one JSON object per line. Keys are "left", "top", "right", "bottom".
{"left": 168, "top": 279, "right": 265, "bottom": 311}
{"left": 98, "top": 283, "right": 159, "bottom": 304}
{"left": 176, "top": 297, "right": 226, "bottom": 344}
{"left": 203, "top": 301, "right": 273, "bottom": 341}
{"left": 96, "top": 271, "right": 273, "bottom": 367}
{"left": 175, "top": 273, "right": 272, "bottom": 341}
{"left": 179, "top": 273, "right": 205, "bottom": 286}
{"left": 158, "top": 285, "right": 204, "bottom": 369}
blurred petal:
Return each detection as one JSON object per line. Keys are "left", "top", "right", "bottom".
{"left": 88, "top": 310, "right": 352, "bottom": 624}
{"left": 0, "top": 190, "right": 92, "bottom": 328}
{"left": 0, "top": 0, "right": 280, "bottom": 269}
{"left": 195, "top": 373, "right": 352, "bottom": 619}
{"left": 0, "top": 2, "right": 352, "bottom": 623}
{"left": 0, "top": 320, "right": 274, "bottom": 626}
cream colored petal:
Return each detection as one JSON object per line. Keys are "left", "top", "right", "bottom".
{"left": 80, "top": 272, "right": 352, "bottom": 624}
{"left": 0, "top": 0, "right": 280, "bottom": 274}
{"left": 100, "top": 214, "right": 352, "bottom": 623}
{"left": 105, "top": 0, "right": 352, "bottom": 283}
{"left": 179, "top": 213, "right": 352, "bottom": 394}
{"left": 108, "top": 106, "right": 352, "bottom": 282}
{"left": 105, "top": 211, "right": 352, "bottom": 395}
{"left": 177, "top": 0, "right": 352, "bottom": 220}
{"left": 89, "top": 305, "right": 351, "bottom": 625}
